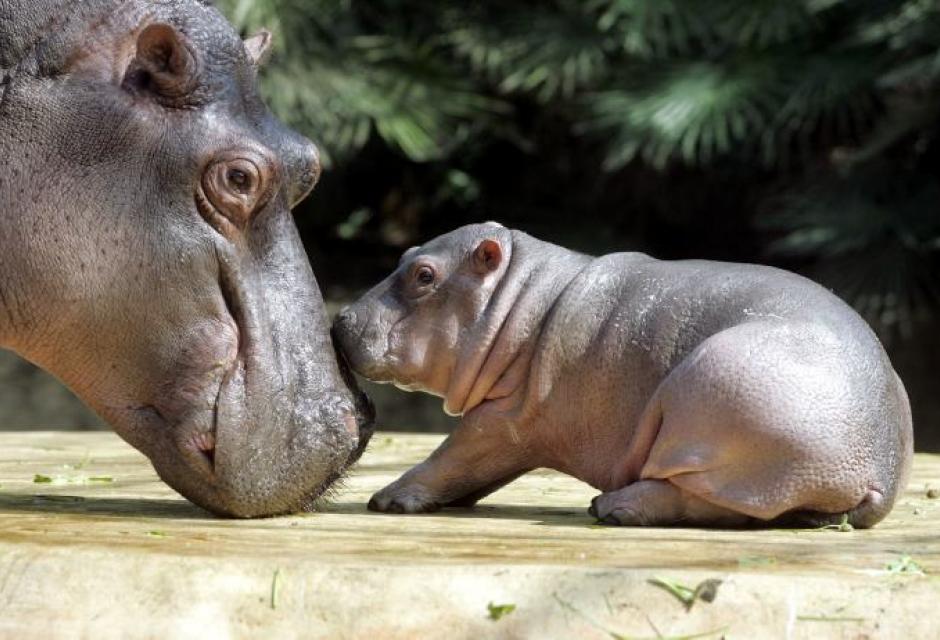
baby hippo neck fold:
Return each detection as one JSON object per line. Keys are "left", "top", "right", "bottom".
{"left": 444, "top": 231, "right": 592, "bottom": 415}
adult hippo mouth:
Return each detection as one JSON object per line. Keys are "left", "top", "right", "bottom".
{"left": 0, "top": 1, "right": 374, "bottom": 516}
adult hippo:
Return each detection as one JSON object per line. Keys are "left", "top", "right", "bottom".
{"left": 0, "top": 0, "right": 373, "bottom": 516}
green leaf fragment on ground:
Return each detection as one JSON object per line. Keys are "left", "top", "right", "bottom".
{"left": 797, "top": 615, "right": 866, "bottom": 623}
{"left": 814, "top": 513, "right": 854, "bottom": 532}
{"left": 648, "top": 577, "right": 722, "bottom": 611}
{"left": 32, "top": 474, "right": 114, "bottom": 485}
{"left": 487, "top": 602, "right": 516, "bottom": 620}
{"left": 552, "top": 592, "right": 726, "bottom": 640}
{"left": 271, "top": 568, "right": 282, "bottom": 610}
{"left": 886, "top": 555, "right": 925, "bottom": 575}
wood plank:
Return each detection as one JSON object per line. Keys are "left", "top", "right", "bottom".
{"left": 0, "top": 431, "right": 938, "bottom": 639}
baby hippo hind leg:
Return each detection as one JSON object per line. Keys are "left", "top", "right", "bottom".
{"left": 629, "top": 320, "right": 900, "bottom": 528}
{"left": 589, "top": 480, "right": 750, "bottom": 527}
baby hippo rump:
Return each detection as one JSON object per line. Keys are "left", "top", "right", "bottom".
{"left": 334, "top": 223, "right": 913, "bottom": 527}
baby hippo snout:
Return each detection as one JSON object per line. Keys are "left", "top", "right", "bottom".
{"left": 334, "top": 306, "right": 357, "bottom": 333}
{"left": 332, "top": 303, "right": 389, "bottom": 383}
{"left": 332, "top": 306, "right": 361, "bottom": 359}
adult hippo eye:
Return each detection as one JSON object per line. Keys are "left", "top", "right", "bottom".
{"left": 415, "top": 265, "right": 435, "bottom": 287}
{"left": 226, "top": 168, "right": 252, "bottom": 194}
{"left": 199, "top": 151, "right": 275, "bottom": 231}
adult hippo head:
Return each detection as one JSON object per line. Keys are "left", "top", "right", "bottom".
{"left": 0, "top": 0, "right": 373, "bottom": 516}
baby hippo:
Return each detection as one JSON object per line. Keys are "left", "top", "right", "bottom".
{"left": 333, "top": 223, "right": 913, "bottom": 527}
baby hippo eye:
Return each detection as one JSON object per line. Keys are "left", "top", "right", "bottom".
{"left": 415, "top": 265, "right": 435, "bottom": 286}
{"left": 200, "top": 150, "right": 275, "bottom": 230}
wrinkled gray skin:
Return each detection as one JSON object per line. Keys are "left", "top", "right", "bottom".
{"left": 335, "top": 222, "right": 913, "bottom": 527}
{"left": 0, "top": 0, "right": 373, "bottom": 517}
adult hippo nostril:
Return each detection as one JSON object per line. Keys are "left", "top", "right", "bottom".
{"left": 0, "top": 1, "right": 373, "bottom": 517}
{"left": 289, "top": 138, "right": 322, "bottom": 207}
{"left": 257, "top": 112, "right": 322, "bottom": 208}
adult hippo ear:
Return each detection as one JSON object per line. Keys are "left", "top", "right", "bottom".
{"left": 243, "top": 30, "right": 273, "bottom": 67}
{"left": 122, "top": 23, "right": 201, "bottom": 106}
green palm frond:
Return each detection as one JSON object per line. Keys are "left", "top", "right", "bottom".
{"left": 584, "top": 59, "right": 781, "bottom": 169}
{"left": 851, "top": 0, "right": 940, "bottom": 50}
{"left": 448, "top": 8, "right": 609, "bottom": 101}
{"left": 219, "top": 0, "right": 505, "bottom": 164}
{"left": 760, "top": 169, "right": 940, "bottom": 335}
{"left": 593, "top": 0, "right": 713, "bottom": 59}
{"left": 709, "top": 0, "right": 827, "bottom": 49}
{"left": 765, "top": 49, "right": 883, "bottom": 164}
{"left": 262, "top": 50, "right": 505, "bottom": 164}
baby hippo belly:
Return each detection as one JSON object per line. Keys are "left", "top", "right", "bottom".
{"left": 625, "top": 319, "right": 908, "bottom": 527}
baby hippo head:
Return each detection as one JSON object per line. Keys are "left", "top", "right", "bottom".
{"left": 333, "top": 223, "right": 511, "bottom": 406}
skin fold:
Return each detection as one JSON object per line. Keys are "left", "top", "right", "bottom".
{"left": 0, "top": 0, "right": 373, "bottom": 517}
{"left": 334, "top": 222, "right": 913, "bottom": 527}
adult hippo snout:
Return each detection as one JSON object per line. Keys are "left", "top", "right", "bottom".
{"left": 0, "top": 1, "right": 373, "bottom": 516}
{"left": 139, "top": 203, "right": 376, "bottom": 517}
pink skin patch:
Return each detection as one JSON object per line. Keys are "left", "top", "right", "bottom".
{"left": 193, "top": 431, "right": 216, "bottom": 454}
{"left": 343, "top": 414, "right": 359, "bottom": 438}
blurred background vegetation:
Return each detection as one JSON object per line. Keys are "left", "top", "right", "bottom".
{"left": 1, "top": 0, "right": 937, "bottom": 448}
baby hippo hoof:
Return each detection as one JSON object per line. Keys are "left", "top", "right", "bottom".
{"left": 589, "top": 495, "right": 650, "bottom": 526}
{"left": 590, "top": 480, "right": 752, "bottom": 527}
{"left": 367, "top": 483, "right": 441, "bottom": 514}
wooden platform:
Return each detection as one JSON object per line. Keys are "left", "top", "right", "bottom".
{"left": 0, "top": 431, "right": 937, "bottom": 639}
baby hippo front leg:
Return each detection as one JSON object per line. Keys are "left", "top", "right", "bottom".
{"left": 369, "top": 416, "right": 531, "bottom": 514}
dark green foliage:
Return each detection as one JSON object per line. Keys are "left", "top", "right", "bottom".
{"left": 218, "top": 0, "right": 940, "bottom": 337}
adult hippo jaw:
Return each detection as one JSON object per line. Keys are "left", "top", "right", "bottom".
{"left": 0, "top": 1, "right": 373, "bottom": 517}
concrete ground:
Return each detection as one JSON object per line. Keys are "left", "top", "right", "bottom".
{"left": 0, "top": 431, "right": 937, "bottom": 639}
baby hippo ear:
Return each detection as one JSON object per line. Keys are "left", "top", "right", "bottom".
{"left": 473, "top": 239, "right": 503, "bottom": 274}
{"left": 122, "top": 23, "right": 199, "bottom": 105}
